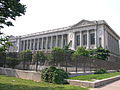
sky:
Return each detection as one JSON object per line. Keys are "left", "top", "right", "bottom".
{"left": 2, "top": 0, "right": 120, "bottom": 36}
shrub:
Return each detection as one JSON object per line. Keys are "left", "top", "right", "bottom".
{"left": 6, "top": 57, "right": 20, "bottom": 69}
{"left": 94, "top": 68, "right": 107, "bottom": 74}
{"left": 41, "top": 66, "right": 68, "bottom": 84}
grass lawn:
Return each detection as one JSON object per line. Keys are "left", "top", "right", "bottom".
{"left": 0, "top": 75, "right": 88, "bottom": 90}
{"left": 69, "top": 72, "right": 120, "bottom": 81}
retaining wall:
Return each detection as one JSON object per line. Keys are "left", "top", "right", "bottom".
{"left": 0, "top": 67, "right": 41, "bottom": 81}
{"left": 67, "top": 76, "right": 120, "bottom": 88}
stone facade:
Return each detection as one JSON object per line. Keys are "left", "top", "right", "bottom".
{"left": 9, "top": 20, "right": 120, "bottom": 61}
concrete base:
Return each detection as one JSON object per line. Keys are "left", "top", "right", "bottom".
{"left": 0, "top": 67, "right": 41, "bottom": 82}
{"left": 67, "top": 76, "right": 120, "bottom": 88}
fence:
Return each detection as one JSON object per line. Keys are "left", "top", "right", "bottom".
{"left": 0, "top": 52, "right": 120, "bottom": 72}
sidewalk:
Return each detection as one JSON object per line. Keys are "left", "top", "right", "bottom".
{"left": 91, "top": 80, "right": 120, "bottom": 90}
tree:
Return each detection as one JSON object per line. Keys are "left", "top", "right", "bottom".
{"left": 90, "top": 47, "right": 110, "bottom": 60}
{"left": 73, "top": 47, "right": 89, "bottom": 72}
{"left": 63, "top": 45, "right": 74, "bottom": 72}
{"left": 20, "top": 50, "right": 32, "bottom": 69}
{"left": 0, "top": 0, "right": 26, "bottom": 52}
{"left": 52, "top": 47, "right": 64, "bottom": 66}
{"left": 0, "top": 0, "right": 26, "bottom": 28}
{"left": 0, "top": 35, "right": 12, "bottom": 52}
{"left": 33, "top": 51, "right": 46, "bottom": 71}
{"left": 6, "top": 52, "right": 20, "bottom": 69}
{"left": 74, "top": 47, "right": 89, "bottom": 57}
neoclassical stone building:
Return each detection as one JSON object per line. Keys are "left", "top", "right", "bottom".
{"left": 9, "top": 20, "right": 120, "bottom": 61}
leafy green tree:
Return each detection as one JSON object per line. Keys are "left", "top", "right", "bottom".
{"left": 0, "top": 0, "right": 26, "bottom": 28}
{"left": 63, "top": 45, "right": 74, "bottom": 72}
{"left": 6, "top": 52, "right": 21, "bottom": 69}
{"left": 90, "top": 47, "right": 110, "bottom": 60}
{"left": 0, "top": 35, "right": 12, "bottom": 52}
{"left": 20, "top": 50, "right": 32, "bottom": 69}
{"left": 33, "top": 51, "right": 46, "bottom": 71}
{"left": 74, "top": 47, "right": 90, "bottom": 57}
{"left": 0, "top": 0, "right": 26, "bottom": 52}
{"left": 73, "top": 47, "right": 89, "bottom": 72}
{"left": 52, "top": 47, "right": 64, "bottom": 66}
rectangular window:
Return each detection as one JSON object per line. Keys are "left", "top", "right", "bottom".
{"left": 90, "top": 33, "right": 95, "bottom": 45}
{"left": 52, "top": 36, "right": 56, "bottom": 48}
{"left": 99, "top": 37, "right": 102, "bottom": 47}
{"left": 24, "top": 40, "right": 26, "bottom": 50}
{"left": 76, "top": 35, "right": 80, "bottom": 46}
{"left": 63, "top": 35, "right": 67, "bottom": 47}
{"left": 31, "top": 39, "right": 34, "bottom": 50}
{"left": 21, "top": 41, "right": 24, "bottom": 51}
{"left": 83, "top": 34, "right": 87, "bottom": 45}
{"left": 28, "top": 40, "right": 30, "bottom": 49}
{"left": 47, "top": 37, "right": 51, "bottom": 49}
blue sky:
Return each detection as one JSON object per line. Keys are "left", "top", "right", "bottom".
{"left": 2, "top": 0, "right": 120, "bottom": 36}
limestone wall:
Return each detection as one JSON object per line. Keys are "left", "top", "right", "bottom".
{"left": 0, "top": 67, "right": 41, "bottom": 82}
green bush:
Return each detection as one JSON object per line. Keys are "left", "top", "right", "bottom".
{"left": 94, "top": 68, "right": 107, "bottom": 74}
{"left": 41, "top": 66, "right": 68, "bottom": 84}
{"left": 6, "top": 57, "right": 20, "bottom": 69}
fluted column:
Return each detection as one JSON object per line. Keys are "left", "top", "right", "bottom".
{"left": 95, "top": 29, "right": 97, "bottom": 48}
{"left": 56, "top": 35, "right": 58, "bottom": 47}
{"left": 87, "top": 30, "right": 90, "bottom": 49}
{"left": 51, "top": 36, "right": 53, "bottom": 49}
{"left": 26, "top": 40, "right": 28, "bottom": 50}
{"left": 46, "top": 37, "right": 48, "bottom": 51}
{"left": 33, "top": 39, "right": 35, "bottom": 51}
{"left": 29, "top": 39, "right": 32, "bottom": 50}
{"left": 61, "top": 35, "right": 63, "bottom": 48}
{"left": 80, "top": 31, "right": 82, "bottom": 47}
{"left": 41, "top": 37, "right": 43, "bottom": 50}
{"left": 37, "top": 38, "right": 39, "bottom": 50}
{"left": 23, "top": 40, "right": 25, "bottom": 51}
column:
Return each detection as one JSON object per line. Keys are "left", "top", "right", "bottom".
{"left": 23, "top": 40, "right": 25, "bottom": 51}
{"left": 37, "top": 38, "right": 39, "bottom": 50}
{"left": 61, "top": 35, "right": 63, "bottom": 48}
{"left": 29, "top": 39, "right": 32, "bottom": 50}
{"left": 46, "top": 37, "right": 48, "bottom": 51}
{"left": 80, "top": 31, "right": 82, "bottom": 47}
{"left": 95, "top": 29, "right": 97, "bottom": 48}
{"left": 87, "top": 30, "right": 90, "bottom": 49}
{"left": 56, "top": 35, "right": 58, "bottom": 47}
{"left": 41, "top": 37, "right": 43, "bottom": 50}
{"left": 26, "top": 40, "right": 28, "bottom": 50}
{"left": 33, "top": 39, "right": 35, "bottom": 51}
{"left": 51, "top": 36, "right": 53, "bottom": 49}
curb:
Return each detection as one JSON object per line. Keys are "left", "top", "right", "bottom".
{"left": 66, "top": 76, "right": 120, "bottom": 88}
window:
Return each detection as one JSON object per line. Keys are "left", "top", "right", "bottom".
{"left": 76, "top": 35, "right": 80, "bottom": 46}
{"left": 21, "top": 41, "right": 24, "bottom": 51}
{"left": 31, "top": 39, "right": 34, "bottom": 50}
{"left": 63, "top": 34, "right": 67, "bottom": 47}
{"left": 83, "top": 34, "right": 87, "bottom": 45}
{"left": 52, "top": 36, "right": 56, "bottom": 48}
{"left": 90, "top": 33, "right": 95, "bottom": 45}
{"left": 47, "top": 37, "right": 51, "bottom": 49}
{"left": 99, "top": 37, "right": 102, "bottom": 47}
{"left": 39, "top": 38, "right": 42, "bottom": 50}
{"left": 28, "top": 40, "right": 30, "bottom": 49}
